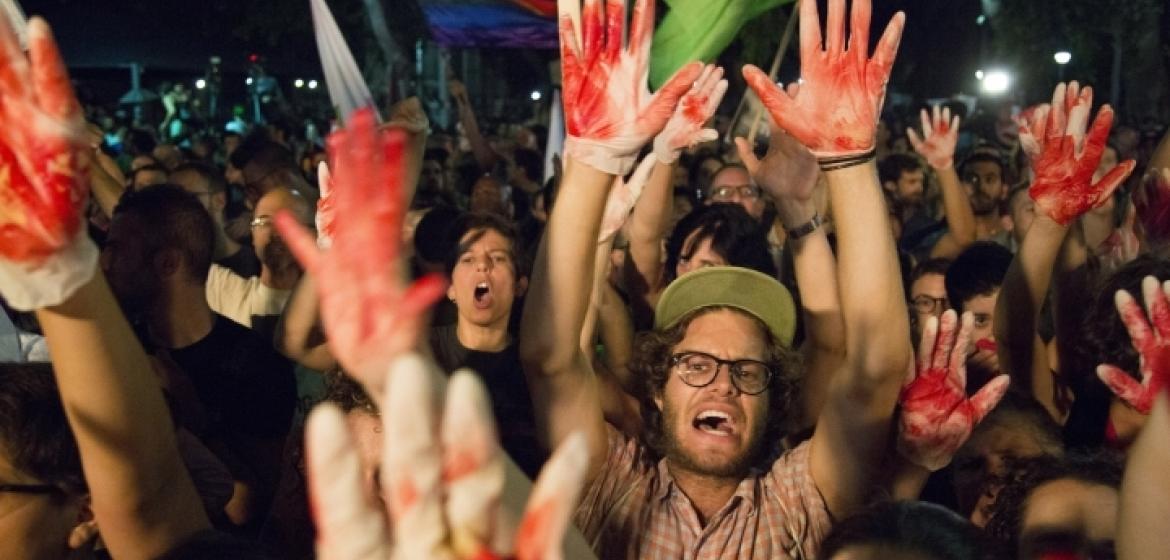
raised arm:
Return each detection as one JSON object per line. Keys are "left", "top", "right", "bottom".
{"left": 907, "top": 105, "right": 976, "bottom": 259}
{"left": 736, "top": 126, "right": 842, "bottom": 427}
{"left": 996, "top": 82, "right": 1135, "bottom": 420}
{"left": 0, "top": 18, "right": 208, "bottom": 558}
{"left": 624, "top": 65, "right": 726, "bottom": 316}
{"left": 745, "top": 0, "right": 909, "bottom": 517}
{"left": 273, "top": 271, "right": 338, "bottom": 370}
{"left": 449, "top": 79, "right": 498, "bottom": 172}
{"left": 520, "top": 0, "right": 699, "bottom": 481}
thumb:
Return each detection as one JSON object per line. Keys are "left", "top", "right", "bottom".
{"left": 318, "top": 161, "right": 333, "bottom": 199}
{"left": 1097, "top": 364, "right": 1149, "bottom": 412}
{"left": 735, "top": 137, "right": 760, "bottom": 176}
{"left": 968, "top": 375, "right": 1011, "bottom": 424}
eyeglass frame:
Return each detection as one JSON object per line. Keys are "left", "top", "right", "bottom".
{"left": 250, "top": 215, "right": 274, "bottom": 229}
{"left": 910, "top": 295, "right": 950, "bottom": 314}
{"left": 707, "top": 184, "right": 762, "bottom": 202}
{"left": 669, "top": 351, "right": 773, "bottom": 395}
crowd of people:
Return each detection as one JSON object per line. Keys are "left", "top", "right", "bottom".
{"left": 3, "top": 0, "right": 1170, "bottom": 558}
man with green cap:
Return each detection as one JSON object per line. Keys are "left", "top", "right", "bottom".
{"left": 521, "top": 0, "right": 910, "bottom": 557}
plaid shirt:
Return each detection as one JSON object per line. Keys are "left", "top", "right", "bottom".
{"left": 574, "top": 427, "right": 831, "bottom": 560}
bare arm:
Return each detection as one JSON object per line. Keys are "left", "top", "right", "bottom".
{"left": 88, "top": 148, "right": 126, "bottom": 218}
{"left": 449, "top": 80, "right": 498, "bottom": 172}
{"left": 273, "top": 272, "right": 338, "bottom": 371}
{"left": 38, "top": 274, "right": 210, "bottom": 559}
{"left": 623, "top": 161, "right": 674, "bottom": 313}
{"left": 928, "top": 165, "right": 976, "bottom": 258}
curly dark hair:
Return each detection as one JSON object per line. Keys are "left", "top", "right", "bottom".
{"left": 323, "top": 368, "right": 377, "bottom": 416}
{"left": 0, "top": 362, "right": 87, "bottom": 499}
{"left": 663, "top": 203, "right": 776, "bottom": 284}
{"left": 629, "top": 305, "right": 800, "bottom": 473}
{"left": 820, "top": 500, "right": 993, "bottom": 560}
{"left": 983, "top": 450, "right": 1124, "bottom": 556}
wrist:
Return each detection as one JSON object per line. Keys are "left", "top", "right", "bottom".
{"left": 565, "top": 136, "right": 638, "bottom": 176}
{"left": 818, "top": 148, "right": 876, "bottom": 171}
{"left": 785, "top": 213, "right": 823, "bottom": 242}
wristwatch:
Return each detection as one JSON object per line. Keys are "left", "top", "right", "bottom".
{"left": 786, "top": 214, "right": 823, "bottom": 241}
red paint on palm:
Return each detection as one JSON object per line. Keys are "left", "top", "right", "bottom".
{"left": 558, "top": 0, "right": 702, "bottom": 166}
{"left": 1135, "top": 168, "right": 1170, "bottom": 245}
{"left": 898, "top": 311, "right": 1010, "bottom": 471}
{"left": 1097, "top": 278, "right": 1170, "bottom": 414}
{"left": 652, "top": 64, "right": 726, "bottom": 164}
{"left": 512, "top": 499, "right": 554, "bottom": 560}
{"left": 681, "top": 92, "right": 709, "bottom": 124}
{"left": 907, "top": 105, "right": 959, "bottom": 170}
{"left": 743, "top": 0, "right": 904, "bottom": 159}
{"left": 0, "top": 19, "right": 87, "bottom": 263}
{"left": 275, "top": 108, "right": 448, "bottom": 397}
{"left": 1020, "top": 83, "right": 1136, "bottom": 225}
{"left": 393, "top": 475, "right": 419, "bottom": 514}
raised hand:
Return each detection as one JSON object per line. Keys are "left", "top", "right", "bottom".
{"left": 898, "top": 311, "right": 1011, "bottom": 471}
{"left": 598, "top": 154, "right": 656, "bottom": 244}
{"left": 386, "top": 96, "right": 429, "bottom": 134}
{"left": 558, "top": 0, "right": 703, "bottom": 175}
{"left": 1018, "top": 82, "right": 1137, "bottom": 225}
{"left": 907, "top": 105, "right": 960, "bottom": 170}
{"left": 276, "top": 108, "right": 447, "bottom": 402}
{"left": 306, "top": 354, "right": 590, "bottom": 560}
{"left": 1134, "top": 168, "right": 1170, "bottom": 247}
{"left": 651, "top": 64, "right": 727, "bottom": 165}
{"left": 743, "top": 0, "right": 904, "bottom": 161}
{"left": 735, "top": 126, "right": 820, "bottom": 228}
{"left": 0, "top": 18, "right": 100, "bottom": 311}
{"left": 1097, "top": 276, "right": 1170, "bottom": 415}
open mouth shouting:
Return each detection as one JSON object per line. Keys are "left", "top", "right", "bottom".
{"left": 472, "top": 280, "right": 493, "bottom": 309}
{"left": 692, "top": 408, "right": 738, "bottom": 438}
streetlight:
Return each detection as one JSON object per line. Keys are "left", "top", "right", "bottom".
{"left": 307, "top": 80, "right": 318, "bottom": 90}
{"left": 981, "top": 70, "right": 1010, "bottom": 95}
{"left": 1053, "top": 51, "right": 1072, "bottom": 65}
{"left": 195, "top": 78, "right": 207, "bottom": 90}
{"left": 294, "top": 79, "right": 305, "bottom": 89}
{"left": 975, "top": 69, "right": 985, "bottom": 81}
{"left": 245, "top": 77, "right": 254, "bottom": 86}
{"left": 530, "top": 90, "right": 542, "bottom": 101}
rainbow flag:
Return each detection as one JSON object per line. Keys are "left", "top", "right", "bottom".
{"left": 420, "top": 0, "right": 558, "bottom": 48}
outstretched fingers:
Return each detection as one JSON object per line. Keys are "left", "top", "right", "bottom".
{"left": 825, "top": 0, "right": 846, "bottom": 56}
{"left": 0, "top": 7, "right": 28, "bottom": 103}
{"left": 306, "top": 404, "right": 392, "bottom": 559}
{"left": 848, "top": 0, "right": 872, "bottom": 63}
{"left": 930, "top": 310, "right": 959, "bottom": 373}
{"left": 968, "top": 375, "right": 1011, "bottom": 424}
{"left": 743, "top": 65, "right": 792, "bottom": 127}
{"left": 916, "top": 314, "right": 940, "bottom": 374}
{"left": 443, "top": 371, "right": 505, "bottom": 558}
{"left": 513, "top": 432, "right": 590, "bottom": 560}
{"left": 949, "top": 312, "right": 975, "bottom": 389}
{"left": 641, "top": 61, "right": 702, "bottom": 133}
{"left": 1142, "top": 275, "right": 1170, "bottom": 341}
{"left": 798, "top": 0, "right": 823, "bottom": 68}
{"left": 1098, "top": 364, "right": 1148, "bottom": 412}
{"left": 1116, "top": 287, "right": 1156, "bottom": 356}
{"left": 27, "top": 18, "right": 78, "bottom": 123}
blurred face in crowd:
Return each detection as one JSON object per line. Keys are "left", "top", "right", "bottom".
{"left": 892, "top": 169, "right": 925, "bottom": 205}
{"left": 963, "top": 161, "right": 1006, "bottom": 216}
{"left": 0, "top": 450, "right": 92, "bottom": 560}
{"left": 170, "top": 169, "right": 224, "bottom": 218}
{"left": 470, "top": 176, "right": 507, "bottom": 216}
{"left": 910, "top": 272, "right": 948, "bottom": 341}
{"left": 421, "top": 159, "right": 446, "bottom": 193}
{"left": 129, "top": 155, "right": 156, "bottom": 173}
{"left": 656, "top": 309, "right": 771, "bottom": 478}
{"left": 953, "top": 419, "right": 1060, "bottom": 527}
{"left": 706, "top": 167, "right": 765, "bottom": 220}
{"left": 1017, "top": 479, "right": 1118, "bottom": 560}
{"left": 252, "top": 189, "right": 307, "bottom": 277}
{"left": 131, "top": 168, "right": 167, "bottom": 191}
{"left": 961, "top": 290, "right": 1000, "bottom": 389}
{"left": 448, "top": 228, "right": 525, "bottom": 331}
{"left": 675, "top": 230, "right": 727, "bottom": 279}
{"left": 101, "top": 214, "right": 158, "bottom": 313}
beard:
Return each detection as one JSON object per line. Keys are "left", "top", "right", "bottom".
{"left": 969, "top": 190, "right": 1000, "bottom": 215}
{"left": 261, "top": 233, "right": 303, "bottom": 278}
{"left": 658, "top": 397, "right": 762, "bottom": 479}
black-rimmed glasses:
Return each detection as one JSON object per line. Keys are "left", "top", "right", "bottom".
{"left": 911, "top": 295, "right": 949, "bottom": 314}
{"left": 670, "top": 351, "right": 773, "bottom": 395}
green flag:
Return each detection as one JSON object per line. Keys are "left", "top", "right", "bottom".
{"left": 650, "top": 0, "right": 793, "bottom": 89}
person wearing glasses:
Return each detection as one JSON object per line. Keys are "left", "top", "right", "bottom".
{"left": 704, "top": 163, "right": 767, "bottom": 220}
{"left": 908, "top": 258, "right": 953, "bottom": 345}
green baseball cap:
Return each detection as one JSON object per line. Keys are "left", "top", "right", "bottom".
{"left": 654, "top": 266, "right": 797, "bottom": 347}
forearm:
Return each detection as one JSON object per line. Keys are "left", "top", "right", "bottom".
{"left": 827, "top": 162, "right": 910, "bottom": 376}
{"left": 37, "top": 273, "right": 209, "bottom": 558}
{"left": 936, "top": 166, "right": 976, "bottom": 247}
{"left": 790, "top": 229, "right": 845, "bottom": 426}
{"left": 597, "top": 281, "right": 635, "bottom": 392}
{"left": 456, "top": 99, "right": 497, "bottom": 172}
{"left": 274, "top": 272, "right": 337, "bottom": 371}
{"left": 995, "top": 218, "right": 1067, "bottom": 394}
{"left": 520, "top": 157, "right": 614, "bottom": 375}
{"left": 889, "top": 454, "right": 932, "bottom": 501}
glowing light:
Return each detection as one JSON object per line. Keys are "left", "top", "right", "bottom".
{"left": 245, "top": 77, "right": 254, "bottom": 86}
{"left": 1054, "top": 51, "right": 1072, "bottom": 65}
{"left": 294, "top": 79, "right": 305, "bottom": 89}
{"left": 976, "top": 14, "right": 986, "bottom": 25}
{"left": 195, "top": 79, "right": 206, "bottom": 90}
{"left": 981, "top": 70, "right": 1010, "bottom": 95}
{"left": 530, "top": 90, "right": 542, "bottom": 101}
{"left": 975, "top": 70, "right": 985, "bottom": 81}
{"left": 308, "top": 80, "right": 319, "bottom": 90}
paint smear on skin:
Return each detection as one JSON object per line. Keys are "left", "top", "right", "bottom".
{"left": 442, "top": 448, "right": 483, "bottom": 483}
{"left": 393, "top": 476, "right": 419, "bottom": 513}
{"left": 681, "top": 93, "right": 709, "bottom": 124}
{"left": 513, "top": 499, "right": 555, "bottom": 560}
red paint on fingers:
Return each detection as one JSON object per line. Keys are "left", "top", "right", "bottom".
{"left": 513, "top": 499, "right": 555, "bottom": 560}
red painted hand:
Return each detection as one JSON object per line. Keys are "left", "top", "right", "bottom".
{"left": 1097, "top": 276, "right": 1170, "bottom": 415}
{"left": 743, "top": 0, "right": 904, "bottom": 159}
{"left": 276, "top": 108, "right": 447, "bottom": 401}
{"left": 907, "top": 105, "right": 960, "bottom": 170}
{"left": 651, "top": 64, "right": 727, "bottom": 165}
{"left": 306, "top": 354, "right": 590, "bottom": 560}
{"left": 1019, "top": 82, "right": 1136, "bottom": 225}
{"left": 898, "top": 311, "right": 1011, "bottom": 471}
{"left": 558, "top": 0, "right": 702, "bottom": 175}
{"left": 0, "top": 18, "right": 99, "bottom": 310}
{"left": 1134, "top": 168, "right": 1170, "bottom": 247}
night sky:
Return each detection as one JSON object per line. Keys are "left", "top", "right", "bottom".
{"left": 19, "top": 0, "right": 986, "bottom": 104}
